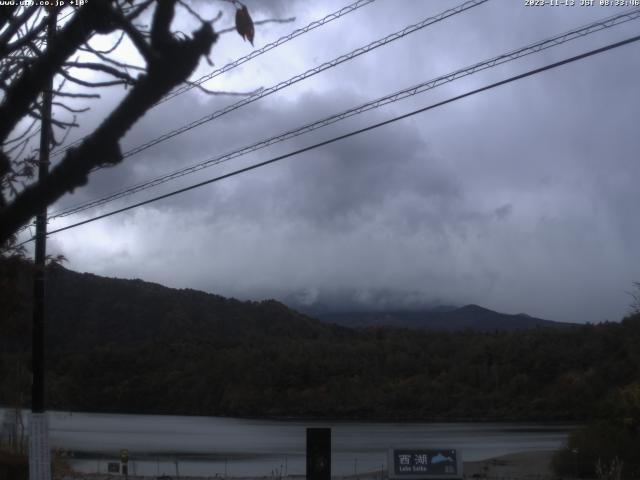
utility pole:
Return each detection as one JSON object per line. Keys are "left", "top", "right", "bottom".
{"left": 30, "top": 8, "right": 56, "bottom": 480}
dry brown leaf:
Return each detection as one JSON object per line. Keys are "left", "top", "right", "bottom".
{"left": 235, "top": 4, "right": 254, "bottom": 46}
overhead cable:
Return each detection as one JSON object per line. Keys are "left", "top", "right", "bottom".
{"left": 159, "top": 0, "right": 377, "bottom": 105}
{"left": 50, "top": 0, "right": 486, "bottom": 166}
{"left": 49, "top": 0, "right": 377, "bottom": 158}
{"left": 48, "top": 7, "right": 640, "bottom": 220}
{"left": 16, "top": 32, "right": 640, "bottom": 246}
{"left": 120, "top": 0, "right": 488, "bottom": 159}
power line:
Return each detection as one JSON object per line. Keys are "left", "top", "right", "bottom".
{"left": 50, "top": 0, "right": 488, "bottom": 167}
{"left": 159, "top": 0, "right": 377, "bottom": 105}
{"left": 49, "top": 0, "right": 377, "bottom": 158}
{"left": 18, "top": 33, "right": 640, "bottom": 246}
{"left": 15, "top": 0, "right": 489, "bottom": 236}
{"left": 47, "top": 7, "right": 640, "bottom": 221}
{"left": 120, "top": 0, "right": 488, "bottom": 159}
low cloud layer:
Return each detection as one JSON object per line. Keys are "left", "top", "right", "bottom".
{"left": 40, "top": 1, "right": 640, "bottom": 324}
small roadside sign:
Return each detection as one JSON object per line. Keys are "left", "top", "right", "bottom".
{"left": 388, "top": 448, "right": 463, "bottom": 479}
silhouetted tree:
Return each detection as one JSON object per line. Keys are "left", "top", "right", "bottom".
{"left": 630, "top": 281, "right": 640, "bottom": 316}
{"left": 0, "top": 0, "right": 258, "bottom": 247}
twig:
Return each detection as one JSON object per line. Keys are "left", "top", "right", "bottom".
{"left": 188, "top": 81, "right": 263, "bottom": 97}
{"left": 64, "top": 61, "right": 138, "bottom": 83}
{"left": 53, "top": 91, "right": 101, "bottom": 99}
{"left": 110, "top": 10, "right": 158, "bottom": 64}
{"left": 80, "top": 44, "right": 146, "bottom": 72}
{"left": 59, "top": 69, "right": 131, "bottom": 88}
{"left": 28, "top": 109, "right": 79, "bottom": 129}
{"left": 126, "top": 0, "right": 155, "bottom": 22}
{"left": 2, "top": 117, "right": 39, "bottom": 146}
{"left": 217, "top": 17, "right": 295, "bottom": 35}
{"left": 82, "top": 31, "right": 126, "bottom": 55}
{"left": 51, "top": 102, "right": 90, "bottom": 114}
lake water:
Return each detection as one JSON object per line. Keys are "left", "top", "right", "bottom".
{"left": 1, "top": 409, "right": 574, "bottom": 477}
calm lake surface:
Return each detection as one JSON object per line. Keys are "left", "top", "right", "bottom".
{"left": 2, "top": 410, "right": 575, "bottom": 477}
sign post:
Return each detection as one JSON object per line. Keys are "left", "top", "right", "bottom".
{"left": 29, "top": 8, "right": 56, "bottom": 480}
{"left": 306, "top": 428, "right": 331, "bottom": 480}
{"left": 388, "top": 448, "right": 463, "bottom": 480}
{"left": 120, "top": 449, "right": 129, "bottom": 478}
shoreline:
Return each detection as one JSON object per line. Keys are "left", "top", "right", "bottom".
{"left": 2, "top": 406, "right": 585, "bottom": 425}
{"left": 57, "top": 451, "right": 556, "bottom": 480}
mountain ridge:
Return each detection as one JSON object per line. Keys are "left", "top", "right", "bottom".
{"left": 1, "top": 263, "right": 348, "bottom": 353}
{"left": 42, "top": 266, "right": 576, "bottom": 338}
{"left": 305, "top": 303, "right": 574, "bottom": 332}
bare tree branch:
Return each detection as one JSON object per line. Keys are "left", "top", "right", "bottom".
{"left": 52, "top": 120, "right": 74, "bottom": 147}
{"left": 1, "top": 0, "right": 266, "bottom": 247}
{"left": 0, "top": 5, "right": 18, "bottom": 32}
{"left": 0, "top": 6, "right": 39, "bottom": 55}
{"left": 0, "top": 12, "right": 48, "bottom": 58}
{"left": 51, "top": 102, "right": 91, "bottom": 114}
{"left": 2, "top": 118, "right": 39, "bottom": 147}
{"left": 126, "top": 0, "right": 155, "bottom": 22}
{"left": 178, "top": 0, "right": 222, "bottom": 26}
{"left": 82, "top": 31, "right": 126, "bottom": 56}
{"left": 217, "top": 16, "right": 295, "bottom": 35}
{"left": 110, "top": 10, "right": 158, "bottom": 64}
{"left": 28, "top": 109, "right": 79, "bottom": 129}
{"left": 4, "top": 136, "right": 34, "bottom": 158}
{"left": 59, "top": 69, "right": 131, "bottom": 88}
{"left": 0, "top": 0, "right": 119, "bottom": 143}
{"left": 629, "top": 282, "right": 640, "bottom": 316}
{"left": 51, "top": 91, "right": 101, "bottom": 99}
{"left": 79, "top": 44, "right": 146, "bottom": 72}
{"left": 0, "top": 3, "right": 219, "bottom": 244}
{"left": 150, "top": 0, "right": 177, "bottom": 49}
{"left": 187, "top": 80, "right": 262, "bottom": 97}
{"left": 63, "top": 61, "right": 138, "bottom": 83}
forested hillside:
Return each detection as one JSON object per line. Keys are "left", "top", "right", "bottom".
{"left": 1, "top": 261, "right": 639, "bottom": 421}
{"left": 42, "top": 317, "right": 639, "bottom": 420}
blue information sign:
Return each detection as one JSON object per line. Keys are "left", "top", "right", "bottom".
{"left": 388, "top": 448, "right": 463, "bottom": 479}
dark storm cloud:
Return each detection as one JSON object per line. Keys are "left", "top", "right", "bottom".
{"left": 275, "top": 126, "right": 458, "bottom": 228}
{"left": 99, "top": 90, "right": 467, "bottom": 236}
{"left": 46, "top": 0, "right": 640, "bottom": 325}
{"left": 50, "top": 86, "right": 499, "bottom": 310}
{"left": 51, "top": 90, "right": 267, "bottom": 211}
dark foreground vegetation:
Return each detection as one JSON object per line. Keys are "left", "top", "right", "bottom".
{"left": 553, "top": 417, "right": 640, "bottom": 478}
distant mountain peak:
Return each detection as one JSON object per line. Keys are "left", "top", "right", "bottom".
{"left": 458, "top": 304, "right": 491, "bottom": 313}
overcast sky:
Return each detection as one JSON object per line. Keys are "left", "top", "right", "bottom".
{"left": 29, "top": 0, "right": 640, "bottom": 323}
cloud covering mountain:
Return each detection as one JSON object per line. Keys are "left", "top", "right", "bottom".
{"left": 31, "top": 0, "right": 640, "bottom": 324}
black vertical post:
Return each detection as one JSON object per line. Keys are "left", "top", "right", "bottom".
{"left": 29, "top": 10, "right": 55, "bottom": 480}
{"left": 32, "top": 6, "right": 55, "bottom": 417}
{"left": 306, "top": 428, "right": 331, "bottom": 480}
